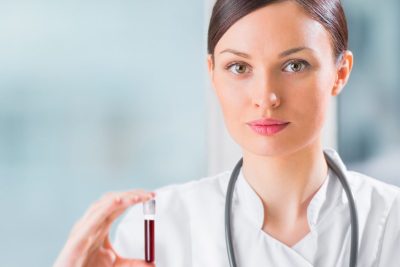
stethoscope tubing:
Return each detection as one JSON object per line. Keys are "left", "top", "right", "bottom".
{"left": 225, "top": 151, "right": 359, "bottom": 267}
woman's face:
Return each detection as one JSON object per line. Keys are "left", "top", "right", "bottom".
{"left": 207, "top": 1, "right": 352, "bottom": 157}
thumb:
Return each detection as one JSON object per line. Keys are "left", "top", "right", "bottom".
{"left": 114, "top": 258, "right": 156, "bottom": 267}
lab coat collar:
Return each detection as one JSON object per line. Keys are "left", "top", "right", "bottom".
{"left": 234, "top": 148, "right": 344, "bottom": 231}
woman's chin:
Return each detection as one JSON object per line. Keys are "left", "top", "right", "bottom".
{"left": 243, "top": 143, "right": 292, "bottom": 158}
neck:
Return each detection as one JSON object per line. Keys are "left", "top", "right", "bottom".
{"left": 241, "top": 140, "right": 328, "bottom": 224}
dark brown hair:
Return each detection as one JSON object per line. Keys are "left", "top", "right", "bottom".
{"left": 207, "top": 0, "right": 348, "bottom": 64}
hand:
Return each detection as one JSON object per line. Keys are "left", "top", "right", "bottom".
{"left": 54, "top": 190, "right": 156, "bottom": 267}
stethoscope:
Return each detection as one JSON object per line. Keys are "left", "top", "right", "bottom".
{"left": 225, "top": 150, "right": 359, "bottom": 267}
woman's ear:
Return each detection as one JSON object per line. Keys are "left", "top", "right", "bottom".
{"left": 207, "top": 54, "right": 216, "bottom": 90}
{"left": 331, "top": 50, "right": 354, "bottom": 96}
{"left": 207, "top": 54, "right": 214, "bottom": 79}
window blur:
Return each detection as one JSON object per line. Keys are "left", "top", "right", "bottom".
{"left": 0, "top": 1, "right": 206, "bottom": 266}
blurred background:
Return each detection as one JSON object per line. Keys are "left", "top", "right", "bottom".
{"left": 0, "top": 0, "right": 399, "bottom": 266}
{"left": 341, "top": 0, "right": 400, "bottom": 184}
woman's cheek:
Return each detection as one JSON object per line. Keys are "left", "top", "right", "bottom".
{"left": 287, "top": 79, "right": 327, "bottom": 127}
{"left": 216, "top": 78, "right": 250, "bottom": 109}
{"left": 307, "top": 88, "right": 329, "bottom": 130}
{"left": 215, "top": 81, "right": 250, "bottom": 135}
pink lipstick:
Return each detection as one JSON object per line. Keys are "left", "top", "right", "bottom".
{"left": 247, "top": 118, "right": 290, "bottom": 136}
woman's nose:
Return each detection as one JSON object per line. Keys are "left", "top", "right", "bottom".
{"left": 253, "top": 90, "right": 281, "bottom": 109}
{"left": 252, "top": 73, "right": 281, "bottom": 109}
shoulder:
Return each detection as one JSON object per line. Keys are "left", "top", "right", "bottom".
{"left": 347, "top": 170, "right": 400, "bottom": 210}
{"left": 346, "top": 170, "right": 400, "bottom": 256}
{"left": 154, "top": 170, "right": 230, "bottom": 202}
{"left": 325, "top": 148, "right": 400, "bottom": 238}
{"left": 326, "top": 147, "right": 400, "bottom": 263}
{"left": 120, "top": 170, "right": 231, "bottom": 222}
{"left": 325, "top": 147, "right": 400, "bottom": 212}
{"left": 350, "top": 171, "right": 400, "bottom": 265}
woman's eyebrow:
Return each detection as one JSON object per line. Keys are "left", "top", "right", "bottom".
{"left": 219, "top": 49, "right": 251, "bottom": 59}
{"left": 278, "top": 46, "right": 313, "bottom": 58}
{"left": 219, "top": 47, "right": 314, "bottom": 59}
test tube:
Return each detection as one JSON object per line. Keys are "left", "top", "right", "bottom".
{"left": 143, "top": 199, "right": 155, "bottom": 263}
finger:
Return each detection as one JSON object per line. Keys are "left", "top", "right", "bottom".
{"left": 68, "top": 191, "right": 147, "bottom": 237}
{"left": 89, "top": 194, "right": 146, "bottom": 255}
{"left": 80, "top": 203, "right": 137, "bottom": 256}
{"left": 82, "top": 190, "right": 155, "bottom": 223}
{"left": 85, "top": 225, "right": 113, "bottom": 258}
{"left": 83, "top": 198, "right": 144, "bottom": 260}
{"left": 77, "top": 191, "right": 155, "bottom": 239}
{"left": 83, "top": 192, "right": 157, "bottom": 257}
{"left": 99, "top": 247, "right": 116, "bottom": 264}
{"left": 67, "top": 191, "right": 155, "bottom": 256}
{"left": 90, "top": 192, "right": 155, "bottom": 234}
{"left": 103, "top": 233, "right": 113, "bottom": 250}
{"left": 84, "top": 246, "right": 116, "bottom": 267}
{"left": 90, "top": 190, "right": 155, "bottom": 226}
{"left": 86, "top": 220, "right": 117, "bottom": 257}
{"left": 114, "top": 258, "right": 156, "bottom": 267}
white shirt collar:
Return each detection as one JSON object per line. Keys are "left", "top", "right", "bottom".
{"left": 234, "top": 164, "right": 341, "bottom": 231}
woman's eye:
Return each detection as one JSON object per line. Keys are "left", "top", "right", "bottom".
{"left": 283, "top": 60, "right": 310, "bottom": 73}
{"left": 226, "top": 63, "right": 250, "bottom": 75}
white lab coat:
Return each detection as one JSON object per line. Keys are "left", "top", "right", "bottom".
{"left": 113, "top": 148, "right": 400, "bottom": 266}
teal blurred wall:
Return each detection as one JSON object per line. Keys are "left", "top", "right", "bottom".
{"left": 0, "top": 1, "right": 206, "bottom": 266}
{"left": 340, "top": 0, "right": 400, "bottom": 185}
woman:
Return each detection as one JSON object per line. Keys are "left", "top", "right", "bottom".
{"left": 54, "top": 0, "right": 400, "bottom": 266}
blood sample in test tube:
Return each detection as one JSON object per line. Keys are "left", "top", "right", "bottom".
{"left": 143, "top": 199, "right": 155, "bottom": 263}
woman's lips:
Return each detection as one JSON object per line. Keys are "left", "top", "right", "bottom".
{"left": 246, "top": 118, "right": 290, "bottom": 136}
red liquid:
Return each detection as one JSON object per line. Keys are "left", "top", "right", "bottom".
{"left": 144, "top": 219, "right": 155, "bottom": 262}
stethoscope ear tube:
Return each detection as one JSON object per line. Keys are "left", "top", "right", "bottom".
{"left": 324, "top": 151, "right": 359, "bottom": 267}
{"left": 225, "top": 157, "right": 243, "bottom": 267}
{"left": 225, "top": 152, "right": 359, "bottom": 267}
